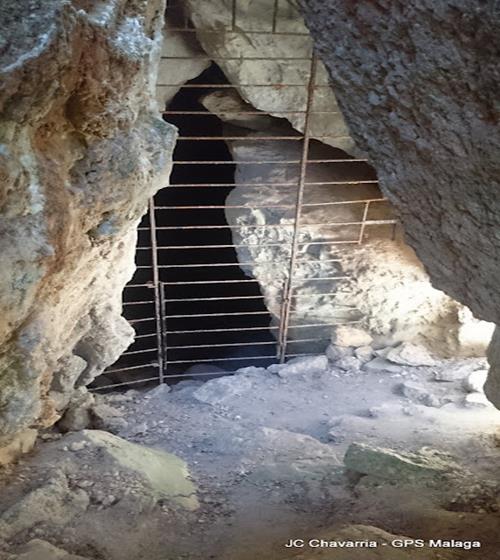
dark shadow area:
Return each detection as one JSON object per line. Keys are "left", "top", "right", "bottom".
{"left": 97, "top": 65, "right": 276, "bottom": 387}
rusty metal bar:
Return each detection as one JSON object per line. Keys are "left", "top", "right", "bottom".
{"left": 168, "top": 341, "right": 276, "bottom": 350}
{"left": 172, "top": 158, "right": 367, "bottom": 165}
{"left": 161, "top": 180, "right": 378, "bottom": 188}
{"left": 164, "top": 28, "right": 312, "bottom": 37}
{"left": 158, "top": 260, "right": 289, "bottom": 268}
{"left": 177, "top": 136, "right": 302, "bottom": 141}
{"left": 358, "top": 200, "right": 371, "bottom": 244}
{"left": 167, "top": 326, "right": 280, "bottom": 335}
{"left": 162, "top": 56, "right": 314, "bottom": 61}
{"left": 272, "top": 0, "right": 280, "bottom": 32}
{"left": 167, "top": 311, "right": 270, "bottom": 319}
{"left": 278, "top": 55, "right": 318, "bottom": 363}
{"left": 152, "top": 219, "right": 396, "bottom": 231}
{"left": 164, "top": 294, "right": 265, "bottom": 303}
{"left": 157, "top": 83, "right": 333, "bottom": 88}
{"left": 165, "top": 355, "right": 276, "bottom": 365}
{"left": 231, "top": 0, "right": 237, "bottom": 30}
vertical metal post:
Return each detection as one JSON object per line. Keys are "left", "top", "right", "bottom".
{"left": 149, "top": 198, "right": 165, "bottom": 384}
{"left": 272, "top": 0, "right": 279, "bottom": 32}
{"left": 357, "top": 200, "right": 370, "bottom": 244}
{"left": 231, "top": 0, "right": 237, "bottom": 30}
{"left": 277, "top": 55, "right": 318, "bottom": 363}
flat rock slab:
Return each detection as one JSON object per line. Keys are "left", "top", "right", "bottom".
{"left": 344, "top": 443, "right": 458, "bottom": 483}
{"left": 66, "top": 430, "right": 199, "bottom": 511}
{"left": 193, "top": 376, "right": 253, "bottom": 406}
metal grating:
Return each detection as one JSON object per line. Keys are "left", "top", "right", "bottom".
{"left": 94, "top": 0, "right": 398, "bottom": 391}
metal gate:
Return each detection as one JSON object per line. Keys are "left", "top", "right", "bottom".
{"left": 95, "top": 0, "right": 398, "bottom": 390}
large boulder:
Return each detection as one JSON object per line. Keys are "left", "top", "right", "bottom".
{"left": 0, "top": 0, "right": 176, "bottom": 454}
{"left": 299, "top": 2, "right": 500, "bottom": 399}
{"left": 200, "top": 91, "right": 490, "bottom": 355}
{"left": 185, "top": 0, "right": 356, "bottom": 153}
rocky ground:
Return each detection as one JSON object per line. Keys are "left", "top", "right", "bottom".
{"left": 1, "top": 332, "right": 500, "bottom": 559}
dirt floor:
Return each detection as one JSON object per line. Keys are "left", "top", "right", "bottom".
{"left": 1, "top": 349, "right": 500, "bottom": 559}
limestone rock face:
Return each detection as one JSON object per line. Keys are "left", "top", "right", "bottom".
{"left": 300, "top": 0, "right": 500, "bottom": 325}
{"left": 211, "top": 109, "right": 489, "bottom": 355}
{"left": 185, "top": 0, "right": 357, "bottom": 154}
{"left": 0, "top": 1, "right": 176, "bottom": 451}
{"left": 300, "top": 0, "right": 500, "bottom": 403}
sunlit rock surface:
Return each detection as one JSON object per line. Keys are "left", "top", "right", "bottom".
{"left": 0, "top": 0, "right": 176, "bottom": 454}
{"left": 299, "top": 1, "right": 500, "bottom": 401}
{"left": 185, "top": 0, "right": 356, "bottom": 154}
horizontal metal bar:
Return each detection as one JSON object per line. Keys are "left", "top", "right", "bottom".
{"left": 165, "top": 355, "right": 276, "bottom": 365}
{"left": 122, "top": 348, "right": 157, "bottom": 357}
{"left": 154, "top": 204, "right": 295, "bottom": 210}
{"left": 164, "top": 294, "right": 265, "bottom": 303}
{"left": 93, "top": 375, "right": 161, "bottom": 390}
{"left": 164, "top": 110, "right": 307, "bottom": 115}
{"left": 177, "top": 136, "right": 303, "bottom": 141}
{"left": 167, "top": 341, "right": 276, "bottom": 350}
{"left": 296, "top": 239, "right": 360, "bottom": 246}
{"left": 153, "top": 219, "right": 395, "bottom": 231}
{"left": 105, "top": 363, "right": 159, "bottom": 374}
{"left": 159, "top": 260, "right": 288, "bottom": 268}
{"left": 166, "top": 326, "right": 279, "bottom": 334}
{"left": 291, "top": 292, "right": 350, "bottom": 298}
{"left": 166, "top": 310, "right": 270, "bottom": 319}
{"left": 134, "top": 333, "right": 157, "bottom": 340}
{"left": 302, "top": 198, "right": 385, "bottom": 208}
{"left": 122, "top": 300, "right": 154, "bottom": 306}
{"left": 172, "top": 158, "right": 369, "bottom": 165}
{"left": 286, "top": 321, "right": 362, "bottom": 329}
{"left": 161, "top": 56, "right": 313, "bottom": 61}
{"left": 160, "top": 180, "right": 378, "bottom": 188}
{"left": 128, "top": 317, "right": 156, "bottom": 324}
{"left": 284, "top": 337, "right": 331, "bottom": 344}
{"left": 291, "top": 276, "right": 349, "bottom": 282}
{"left": 164, "top": 27, "right": 312, "bottom": 37}
{"left": 124, "top": 283, "right": 154, "bottom": 288}
{"left": 162, "top": 279, "right": 260, "bottom": 285}
{"left": 156, "top": 242, "right": 291, "bottom": 250}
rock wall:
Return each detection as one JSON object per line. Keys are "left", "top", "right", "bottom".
{"left": 0, "top": 0, "right": 176, "bottom": 455}
{"left": 299, "top": 0, "right": 500, "bottom": 401}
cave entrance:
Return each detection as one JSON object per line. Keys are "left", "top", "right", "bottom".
{"left": 94, "top": 4, "right": 397, "bottom": 391}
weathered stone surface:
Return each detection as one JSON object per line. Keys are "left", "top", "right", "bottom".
{"left": 193, "top": 375, "right": 253, "bottom": 406}
{"left": 0, "top": 471, "right": 90, "bottom": 541}
{"left": 249, "top": 428, "right": 342, "bottom": 499}
{"left": 485, "top": 328, "right": 500, "bottom": 409}
{"left": 433, "top": 359, "right": 486, "bottom": 382}
{"left": 221, "top": 118, "right": 487, "bottom": 356}
{"left": 0, "top": 429, "right": 37, "bottom": 467}
{"left": 8, "top": 539, "right": 91, "bottom": 560}
{"left": 185, "top": 0, "right": 356, "bottom": 153}
{"left": 156, "top": 18, "right": 210, "bottom": 108}
{"left": 289, "top": 525, "right": 458, "bottom": 559}
{"left": 70, "top": 430, "right": 198, "bottom": 510}
{"left": 300, "top": 1, "right": 499, "bottom": 399}
{"left": 332, "top": 326, "right": 373, "bottom": 348}
{"left": 462, "top": 370, "right": 488, "bottom": 394}
{"left": 0, "top": 0, "right": 176, "bottom": 453}
{"left": 201, "top": 90, "right": 278, "bottom": 132}
{"left": 344, "top": 443, "right": 457, "bottom": 482}
{"left": 274, "top": 355, "right": 329, "bottom": 378}
{"left": 384, "top": 343, "right": 437, "bottom": 367}
{"left": 399, "top": 382, "right": 449, "bottom": 408}
{"left": 300, "top": 0, "right": 500, "bottom": 325}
